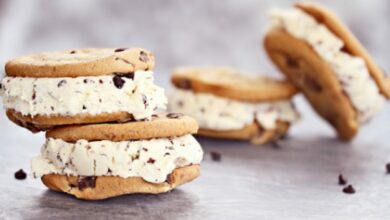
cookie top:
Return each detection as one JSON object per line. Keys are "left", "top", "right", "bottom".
{"left": 46, "top": 113, "right": 198, "bottom": 142}
{"left": 295, "top": 3, "right": 390, "bottom": 98}
{"left": 171, "top": 67, "right": 298, "bottom": 102}
{"left": 5, "top": 48, "right": 155, "bottom": 77}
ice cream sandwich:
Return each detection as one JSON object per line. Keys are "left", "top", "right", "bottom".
{"left": 31, "top": 113, "right": 203, "bottom": 200}
{"left": 168, "top": 67, "right": 300, "bottom": 145}
{"left": 264, "top": 3, "right": 390, "bottom": 140}
{"left": 0, "top": 48, "right": 166, "bottom": 132}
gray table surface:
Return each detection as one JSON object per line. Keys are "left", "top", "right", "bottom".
{"left": 0, "top": 96, "right": 390, "bottom": 220}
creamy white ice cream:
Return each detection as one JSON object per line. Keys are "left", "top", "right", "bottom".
{"left": 0, "top": 71, "right": 167, "bottom": 120}
{"left": 168, "top": 89, "right": 299, "bottom": 131}
{"left": 31, "top": 134, "right": 203, "bottom": 184}
{"left": 269, "top": 8, "right": 385, "bottom": 123}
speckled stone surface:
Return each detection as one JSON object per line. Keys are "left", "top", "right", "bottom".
{"left": 1, "top": 0, "right": 390, "bottom": 219}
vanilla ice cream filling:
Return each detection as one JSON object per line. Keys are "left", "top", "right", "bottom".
{"left": 0, "top": 71, "right": 167, "bottom": 120}
{"left": 31, "top": 135, "right": 203, "bottom": 184}
{"left": 269, "top": 8, "right": 385, "bottom": 123}
{"left": 168, "top": 89, "right": 299, "bottom": 131}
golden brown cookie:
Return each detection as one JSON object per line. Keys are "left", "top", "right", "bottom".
{"left": 6, "top": 110, "right": 134, "bottom": 133}
{"left": 171, "top": 67, "right": 298, "bottom": 102}
{"left": 5, "top": 48, "right": 155, "bottom": 77}
{"left": 46, "top": 113, "right": 198, "bottom": 142}
{"left": 198, "top": 121, "right": 290, "bottom": 145}
{"left": 264, "top": 29, "right": 358, "bottom": 140}
{"left": 42, "top": 165, "right": 200, "bottom": 200}
{"left": 296, "top": 3, "right": 390, "bottom": 98}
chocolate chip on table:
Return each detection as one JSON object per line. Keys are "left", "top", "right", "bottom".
{"left": 147, "top": 158, "right": 156, "bottom": 164}
{"left": 385, "top": 163, "right": 390, "bottom": 173}
{"left": 338, "top": 174, "right": 347, "bottom": 185}
{"left": 166, "top": 113, "right": 183, "bottom": 119}
{"left": 114, "top": 48, "right": 127, "bottom": 52}
{"left": 210, "top": 151, "right": 221, "bottom": 162}
{"left": 113, "top": 75, "right": 126, "bottom": 89}
{"left": 77, "top": 176, "right": 96, "bottom": 190}
{"left": 57, "top": 79, "right": 67, "bottom": 87}
{"left": 342, "top": 185, "right": 356, "bottom": 194}
{"left": 139, "top": 51, "right": 149, "bottom": 62}
{"left": 14, "top": 169, "right": 27, "bottom": 180}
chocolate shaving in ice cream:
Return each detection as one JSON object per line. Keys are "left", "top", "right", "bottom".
{"left": 78, "top": 176, "right": 96, "bottom": 190}
{"left": 57, "top": 80, "right": 67, "bottom": 87}
{"left": 166, "top": 113, "right": 183, "bottom": 119}
{"left": 70, "top": 50, "right": 76, "bottom": 54}
{"left": 147, "top": 158, "right": 156, "bottom": 164}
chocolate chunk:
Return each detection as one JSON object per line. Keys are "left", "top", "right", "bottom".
{"left": 82, "top": 105, "right": 87, "bottom": 110}
{"left": 78, "top": 176, "right": 96, "bottom": 190}
{"left": 338, "top": 174, "right": 347, "bottom": 185}
{"left": 139, "top": 51, "right": 149, "bottom": 62}
{"left": 177, "top": 79, "right": 191, "bottom": 90}
{"left": 166, "top": 113, "right": 183, "bottom": 119}
{"left": 142, "top": 95, "right": 148, "bottom": 109}
{"left": 70, "top": 50, "right": 76, "bottom": 54}
{"left": 385, "top": 163, "right": 390, "bottom": 173}
{"left": 14, "top": 169, "right": 27, "bottom": 180}
{"left": 57, "top": 80, "right": 67, "bottom": 87}
{"left": 147, "top": 158, "right": 156, "bottom": 164}
{"left": 114, "top": 48, "right": 127, "bottom": 52}
{"left": 210, "top": 151, "right": 221, "bottom": 162}
{"left": 113, "top": 75, "right": 126, "bottom": 89}
{"left": 83, "top": 79, "right": 88, "bottom": 84}
{"left": 342, "top": 185, "right": 355, "bottom": 194}
{"left": 122, "top": 72, "right": 134, "bottom": 80}
{"left": 32, "top": 91, "right": 36, "bottom": 100}
{"left": 99, "top": 79, "right": 103, "bottom": 84}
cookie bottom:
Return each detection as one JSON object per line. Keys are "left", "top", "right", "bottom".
{"left": 197, "top": 122, "right": 289, "bottom": 145}
{"left": 6, "top": 109, "right": 134, "bottom": 133}
{"left": 41, "top": 165, "right": 200, "bottom": 200}
{"left": 264, "top": 29, "right": 358, "bottom": 140}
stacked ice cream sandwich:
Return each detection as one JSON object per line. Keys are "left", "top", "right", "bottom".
{"left": 168, "top": 67, "right": 300, "bottom": 145}
{"left": 0, "top": 48, "right": 203, "bottom": 200}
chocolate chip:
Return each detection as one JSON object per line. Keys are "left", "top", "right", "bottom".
{"left": 164, "top": 152, "right": 170, "bottom": 156}
{"left": 176, "top": 79, "right": 191, "bottom": 90}
{"left": 32, "top": 91, "right": 36, "bottom": 100}
{"left": 210, "top": 151, "right": 221, "bottom": 162}
{"left": 78, "top": 176, "right": 96, "bottom": 190}
{"left": 342, "top": 185, "right": 355, "bottom": 194}
{"left": 166, "top": 113, "right": 183, "bottom": 119}
{"left": 83, "top": 79, "right": 88, "bottom": 84}
{"left": 142, "top": 147, "right": 148, "bottom": 152}
{"left": 142, "top": 95, "right": 148, "bottom": 109}
{"left": 385, "top": 163, "right": 390, "bottom": 173}
{"left": 113, "top": 75, "right": 126, "bottom": 89}
{"left": 82, "top": 105, "right": 87, "bottom": 110}
{"left": 14, "top": 169, "right": 27, "bottom": 180}
{"left": 139, "top": 51, "right": 149, "bottom": 62}
{"left": 70, "top": 50, "right": 76, "bottom": 54}
{"left": 50, "top": 106, "right": 54, "bottom": 111}
{"left": 147, "top": 158, "right": 155, "bottom": 164}
{"left": 57, "top": 80, "right": 67, "bottom": 87}
{"left": 200, "top": 108, "right": 205, "bottom": 113}
{"left": 122, "top": 72, "right": 134, "bottom": 80}
{"left": 338, "top": 174, "right": 347, "bottom": 185}
{"left": 99, "top": 79, "right": 103, "bottom": 84}
{"left": 114, "top": 48, "right": 127, "bottom": 52}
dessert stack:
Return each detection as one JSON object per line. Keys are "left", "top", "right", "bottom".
{"left": 0, "top": 48, "right": 203, "bottom": 200}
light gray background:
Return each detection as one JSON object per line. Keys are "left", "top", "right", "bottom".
{"left": 0, "top": 0, "right": 390, "bottom": 219}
